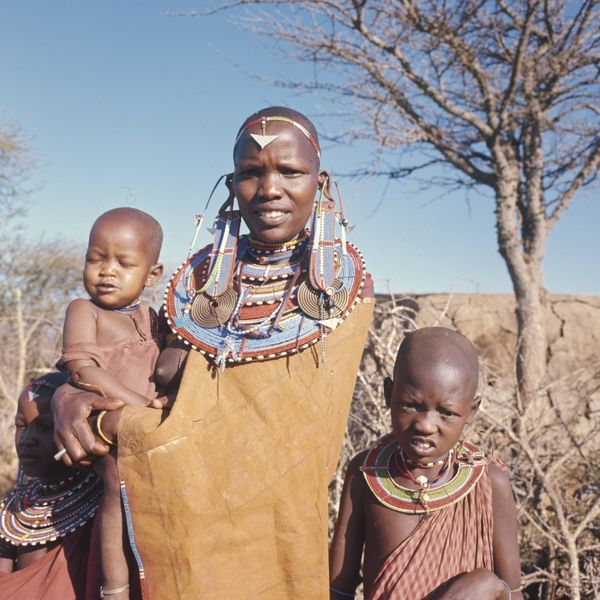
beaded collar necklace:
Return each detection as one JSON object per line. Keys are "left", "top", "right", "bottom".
{"left": 361, "top": 434, "right": 487, "bottom": 515}
{"left": 164, "top": 234, "right": 366, "bottom": 367}
{"left": 0, "top": 471, "right": 103, "bottom": 546}
{"left": 394, "top": 447, "right": 455, "bottom": 496}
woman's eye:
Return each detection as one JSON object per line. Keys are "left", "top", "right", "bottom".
{"left": 237, "top": 168, "right": 259, "bottom": 178}
{"left": 280, "top": 167, "right": 301, "bottom": 176}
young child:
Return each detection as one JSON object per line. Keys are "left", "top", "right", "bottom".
{"left": 0, "top": 373, "right": 102, "bottom": 598}
{"left": 330, "top": 327, "right": 523, "bottom": 600}
{"left": 57, "top": 207, "right": 165, "bottom": 599}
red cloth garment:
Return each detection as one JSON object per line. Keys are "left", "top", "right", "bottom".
{"left": 0, "top": 519, "right": 101, "bottom": 600}
{"left": 367, "top": 467, "right": 494, "bottom": 600}
{"left": 57, "top": 304, "right": 160, "bottom": 400}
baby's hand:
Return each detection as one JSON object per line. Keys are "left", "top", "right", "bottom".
{"left": 146, "top": 396, "right": 169, "bottom": 409}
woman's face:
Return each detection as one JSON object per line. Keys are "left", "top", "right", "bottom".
{"left": 233, "top": 122, "right": 321, "bottom": 244}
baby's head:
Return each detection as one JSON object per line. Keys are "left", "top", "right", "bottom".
{"left": 84, "top": 207, "right": 164, "bottom": 310}
{"left": 15, "top": 373, "right": 70, "bottom": 480}
{"left": 384, "top": 327, "right": 480, "bottom": 466}
{"left": 232, "top": 106, "right": 323, "bottom": 244}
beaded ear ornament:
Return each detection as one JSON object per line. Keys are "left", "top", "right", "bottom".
{"left": 182, "top": 174, "right": 241, "bottom": 329}
{"left": 360, "top": 434, "right": 487, "bottom": 514}
{"left": 164, "top": 158, "right": 365, "bottom": 369}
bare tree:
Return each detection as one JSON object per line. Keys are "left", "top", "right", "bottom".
{"left": 195, "top": 0, "right": 600, "bottom": 404}
{"left": 0, "top": 126, "right": 32, "bottom": 228}
{"left": 0, "top": 236, "right": 82, "bottom": 496}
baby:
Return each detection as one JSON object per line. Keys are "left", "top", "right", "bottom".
{"left": 58, "top": 207, "right": 165, "bottom": 599}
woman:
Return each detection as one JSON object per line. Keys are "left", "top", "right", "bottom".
{"left": 52, "top": 106, "right": 374, "bottom": 599}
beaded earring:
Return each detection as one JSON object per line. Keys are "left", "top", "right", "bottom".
{"left": 184, "top": 174, "right": 241, "bottom": 328}
{"left": 297, "top": 173, "right": 350, "bottom": 326}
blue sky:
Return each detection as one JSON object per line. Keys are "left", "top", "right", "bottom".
{"left": 1, "top": 1, "right": 597, "bottom": 295}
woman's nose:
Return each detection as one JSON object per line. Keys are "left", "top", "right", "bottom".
{"left": 19, "top": 430, "right": 36, "bottom": 446}
{"left": 259, "top": 171, "right": 282, "bottom": 199}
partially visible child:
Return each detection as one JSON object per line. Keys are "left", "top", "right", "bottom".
{"left": 330, "top": 327, "right": 523, "bottom": 600}
{"left": 0, "top": 373, "right": 102, "bottom": 598}
{"left": 57, "top": 207, "right": 167, "bottom": 600}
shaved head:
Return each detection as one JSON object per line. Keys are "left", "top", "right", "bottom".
{"left": 91, "top": 207, "right": 163, "bottom": 263}
{"left": 394, "top": 327, "right": 479, "bottom": 398}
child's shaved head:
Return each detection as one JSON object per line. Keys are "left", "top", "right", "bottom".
{"left": 394, "top": 327, "right": 479, "bottom": 398}
{"left": 91, "top": 207, "right": 163, "bottom": 263}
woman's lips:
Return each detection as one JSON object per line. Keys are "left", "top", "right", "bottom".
{"left": 254, "top": 209, "right": 289, "bottom": 225}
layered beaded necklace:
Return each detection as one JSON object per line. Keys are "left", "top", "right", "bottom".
{"left": 0, "top": 471, "right": 102, "bottom": 546}
{"left": 165, "top": 233, "right": 366, "bottom": 367}
{"left": 361, "top": 434, "right": 487, "bottom": 514}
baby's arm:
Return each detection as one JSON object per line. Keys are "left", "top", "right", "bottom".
{"left": 154, "top": 334, "right": 189, "bottom": 392}
{"left": 330, "top": 453, "right": 367, "bottom": 599}
{"left": 489, "top": 462, "right": 523, "bottom": 599}
{"left": 62, "top": 299, "right": 151, "bottom": 407}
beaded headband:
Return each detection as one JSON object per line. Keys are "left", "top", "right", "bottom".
{"left": 234, "top": 115, "right": 321, "bottom": 158}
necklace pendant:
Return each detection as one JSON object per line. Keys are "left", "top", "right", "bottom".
{"left": 415, "top": 475, "right": 429, "bottom": 489}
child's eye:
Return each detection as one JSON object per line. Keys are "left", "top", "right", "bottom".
{"left": 397, "top": 401, "right": 416, "bottom": 412}
{"left": 438, "top": 407, "right": 456, "bottom": 417}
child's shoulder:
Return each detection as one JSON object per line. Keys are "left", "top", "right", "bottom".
{"left": 486, "top": 457, "right": 513, "bottom": 500}
{"left": 66, "top": 297, "right": 97, "bottom": 314}
{"left": 347, "top": 449, "right": 371, "bottom": 475}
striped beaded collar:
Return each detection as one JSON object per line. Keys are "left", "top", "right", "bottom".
{"left": 164, "top": 234, "right": 366, "bottom": 367}
{"left": 0, "top": 471, "right": 103, "bottom": 546}
{"left": 360, "top": 434, "right": 487, "bottom": 514}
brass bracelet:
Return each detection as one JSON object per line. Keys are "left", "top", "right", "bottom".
{"left": 511, "top": 585, "right": 523, "bottom": 593}
{"left": 95, "top": 410, "right": 116, "bottom": 447}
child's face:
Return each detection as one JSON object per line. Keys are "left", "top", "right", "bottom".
{"left": 84, "top": 218, "right": 162, "bottom": 310}
{"left": 384, "top": 358, "right": 478, "bottom": 465}
{"left": 15, "top": 385, "right": 64, "bottom": 479}
{"left": 233, "top": 122, "right": 320, "bottom": 244}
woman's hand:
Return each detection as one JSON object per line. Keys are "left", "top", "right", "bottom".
{"left": 51, "top": 383, "right": 124, "bottom": 466}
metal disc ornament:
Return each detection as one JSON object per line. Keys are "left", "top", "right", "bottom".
{"left": 297, "top": 279, "right": 349, "bottom": 320}
{"left": 190, "top": 287, "right": 238, "bottom": 328}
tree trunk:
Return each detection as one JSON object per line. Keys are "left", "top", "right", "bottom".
{"left": 494, "top": 158, "right": 548, "bottom": 405}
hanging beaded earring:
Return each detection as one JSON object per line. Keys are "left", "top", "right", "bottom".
{"left": 184, "top": 174, "right": 241, "bottom": 328}
{"left": 297, "top": 173, "right": 349, "bottom": 324}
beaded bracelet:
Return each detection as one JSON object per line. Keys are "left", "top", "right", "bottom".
{"left": 95, "top": 410, "right": 116, "bottom": 447}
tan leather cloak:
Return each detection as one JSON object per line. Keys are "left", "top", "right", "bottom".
{"left": 117, "top": 298, "right": 373, "bottom": 599}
